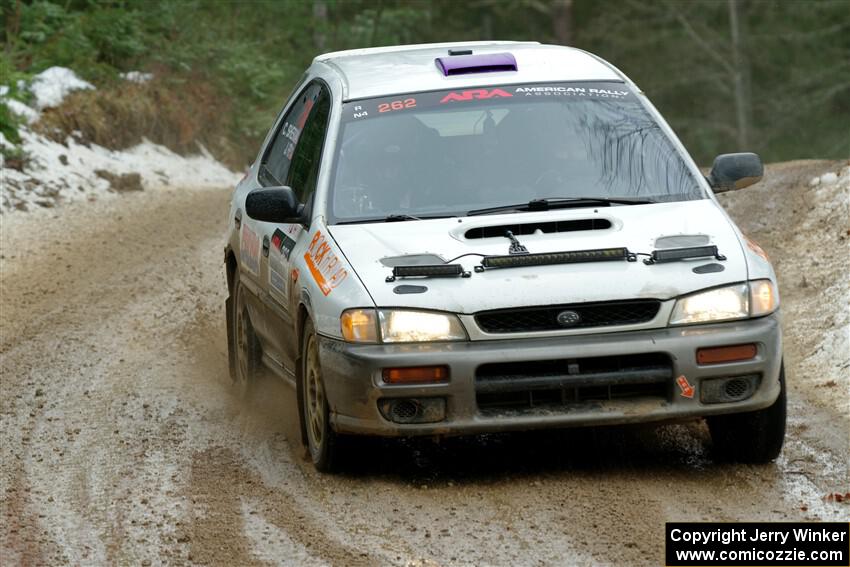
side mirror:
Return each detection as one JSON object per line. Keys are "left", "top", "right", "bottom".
{"left": 708, "top": 153, "right": 764, "bottom": 193}
{"left": 245, "top": 186, "right": 304, "bottom": 223}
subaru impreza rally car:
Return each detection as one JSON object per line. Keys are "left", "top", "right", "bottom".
{"left": 224, "top": 41, "right": 785, "bottom": 472}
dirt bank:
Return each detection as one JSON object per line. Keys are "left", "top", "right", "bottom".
{"left": 1, "top": 162, "right": 848, "bottom": 566}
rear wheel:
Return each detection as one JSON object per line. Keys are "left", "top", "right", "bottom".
{"left": 708, "top": 363, "right": 787, "bottom": 463}
{"left": 300, "top": 318, "right": 341, "bottom": 472}
{"left": 231, "top": 277, "right": 260, "bottom": 398}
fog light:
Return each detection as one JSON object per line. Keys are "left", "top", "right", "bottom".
{"left": 700, "top": 374, "right": 760, "bottom": 404}
{"left": 382, "top": 365, "right": 449, "bottom": 384}
{"left": 697, "top": 343, "right": 757, "bottom": 364}
{"left": 378, "top": 398, "right": 446, "bottom": 424}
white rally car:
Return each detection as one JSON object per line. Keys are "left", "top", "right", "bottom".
{"left": 224, "top": 41, "right": 785, "bottom": 472}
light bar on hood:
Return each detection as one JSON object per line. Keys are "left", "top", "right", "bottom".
{"left": 386, "top": 263, "right": 470, "bottom": 282}
{"left": 476, "top": 247, "right": 634, "bottom": 271}
{"left": 644, "top": 245, "right": 726, "bottom": 265}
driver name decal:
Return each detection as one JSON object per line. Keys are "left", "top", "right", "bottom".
{"left": 304, "top": 231, "right": 348, "bottom": 296}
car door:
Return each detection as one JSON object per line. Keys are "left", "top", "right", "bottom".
{"left": 253, "top": 81, "right": 332, "bottom": 377}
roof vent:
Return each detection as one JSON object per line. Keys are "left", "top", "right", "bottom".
{"left": 435, "top": 52, "right": 518, "bottom": 76}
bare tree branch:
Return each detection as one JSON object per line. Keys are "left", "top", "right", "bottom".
{"left": 667, "top": 4, "right": 735, "bottom": 76}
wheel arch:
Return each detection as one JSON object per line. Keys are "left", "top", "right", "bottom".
{"left": 295, "top": 300, "right": 313, "bottom": 446}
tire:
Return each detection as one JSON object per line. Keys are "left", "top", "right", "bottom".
{"left": 299, "top": 318, "right": 341, "bottom": 472}
{"left": 230, "top": 277, "right": 261, "bottom": 398}
{"left": 708, "top": 363, "right": 787, "bottom": 463}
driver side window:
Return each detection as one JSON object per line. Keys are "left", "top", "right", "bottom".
{"left": 260, "top": 81, "right": 330, "bottom": 200}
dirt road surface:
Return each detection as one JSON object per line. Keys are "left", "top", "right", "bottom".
{"left": 2, "top": 161, "right": 848, "bottom": 566}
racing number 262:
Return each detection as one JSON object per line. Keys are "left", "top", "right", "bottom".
{"left": 378, "top": 98, "right": 416, "bottom": 113}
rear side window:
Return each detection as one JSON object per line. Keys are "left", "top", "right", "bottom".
{"left": 260, "top": 81, "right": 330, "bottom": 192}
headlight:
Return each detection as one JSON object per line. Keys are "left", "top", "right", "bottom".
{"left": 670, "top": 283, "right": 749, "bottom": 325}
{"left": 340, "top": 309, "right": 467, "bottom": 343}
{"left": 379, "top": 309, "right": 467, "bottom": 343}
{"left": 669, "top": 280, "right": 778, "bottom": 326}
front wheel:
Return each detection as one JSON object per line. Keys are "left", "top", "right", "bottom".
{"left": 299, "top": 319, "right": 342, "bottom": 472}
{"left": 708, "top": 363, "right": 787, "bottom": 463}
{"left": 230, "top": 277, "right": 260, "bottom": 398}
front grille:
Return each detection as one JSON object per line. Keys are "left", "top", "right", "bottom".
{"left": 475, "top": 299, "right": 661, "bottom": 333}
{"left": 475, "top": 352, "right": 672, "bottom": 414}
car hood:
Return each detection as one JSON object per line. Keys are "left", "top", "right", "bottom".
{"left": 328, "top": 200, "right": 747, "bottom": 314}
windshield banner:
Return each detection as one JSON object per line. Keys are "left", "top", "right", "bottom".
{"left": 343, "top": 82, "right": 636, "bottom": 122}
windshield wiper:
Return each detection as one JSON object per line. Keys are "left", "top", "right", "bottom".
{"left": 384, "top": 214, "right": 422, "bottom": 222}
{"left": 467, "top": 197, "right": 655, "bottom": 216}
{"left": 335, "top": 214, "right": 452, "bottom": 225}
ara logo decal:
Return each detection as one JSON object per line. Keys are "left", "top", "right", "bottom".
{"left": 304, "top": 231, "right": 348, "bottom": 296}
{"left": 439, "top": 88, "right": 513, "bottom": 103}
{"left": 240, "top": 225, "right": 260, "bottom": 276}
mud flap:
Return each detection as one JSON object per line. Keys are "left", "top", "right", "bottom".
{"left": 225, "top": 295, "right": 236, "bottom": 382}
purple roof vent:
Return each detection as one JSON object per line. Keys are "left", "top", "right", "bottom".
{"left": 435, "top": 52, "right": 518, "bottom": 76}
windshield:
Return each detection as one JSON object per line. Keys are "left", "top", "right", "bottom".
{"left": 329, "top": 82, "right": 705, "bottom": 223}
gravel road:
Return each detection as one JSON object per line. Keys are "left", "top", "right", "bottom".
{"left": 1, "top": 161, "right": 848, "bottom": 566}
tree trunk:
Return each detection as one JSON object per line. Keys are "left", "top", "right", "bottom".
{"left": 5, "top": 0, "right": 23, "bottom": 54}
{"left": 370, "top": 0, "right": 385, "bottom": 46}
{"left": 482, "top": 11, "right": 493, "bottom": 40}
{"left": 552, "top": 0, "right": 574, "bottom": 46}
{"left": 313, "top": 0, "right": 328, "bottom": 52}
{"left": 728, "top": 0, "right": 752, "bottom": 149}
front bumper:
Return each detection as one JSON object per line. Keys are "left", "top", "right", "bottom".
{"left": 319, "top": 313, "right": 783, "bottom": 436}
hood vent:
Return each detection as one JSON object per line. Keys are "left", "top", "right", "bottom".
{"left": 465, "top": 218, "right": 612, "bottom": 240}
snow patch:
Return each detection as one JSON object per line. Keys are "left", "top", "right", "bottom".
{"left": 4, "top": 98, "right": 39, "bottom": 124}
{"left": 1, "top": 128, "right": 240, "bottom": 213}
{"left": 2, "top": 66, "right": 94, "bottom": 125}
{"left": 119, "top": 71, "right": 154, "bottom": 84}
{"left": 29, "top": 66, "right": 94, "bottom": 110}
{"left": 2, "top": 66, "right": 239, "bottom": 213}
{"left": 809, "top": 168, "right": 845, "bottom": 188}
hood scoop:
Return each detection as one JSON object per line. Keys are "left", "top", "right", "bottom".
{"left": 464, "top": 218, "right": 612, "bottom": 240}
